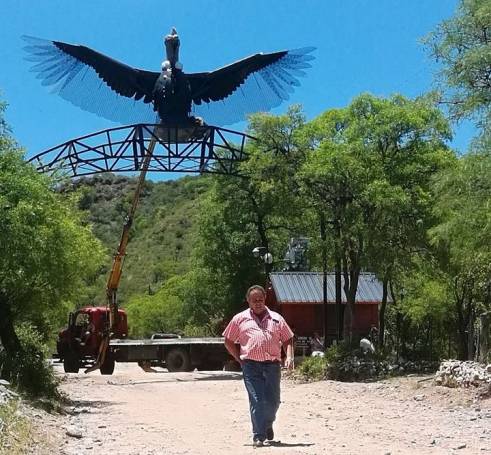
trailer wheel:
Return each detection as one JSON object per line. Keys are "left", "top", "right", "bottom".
{"left": 166, "top": 348, "right": 191, "bottom": 372}
{"left": 63, "top": 351, "right": 80, "bottom": 373}
{"left": 100, "top": 355, "right": 115, "bottom": 375}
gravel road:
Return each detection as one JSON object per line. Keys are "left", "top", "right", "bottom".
{"left": 33, "top": 362, "right": 491, "bottom": 455}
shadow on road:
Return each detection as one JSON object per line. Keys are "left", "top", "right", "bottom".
{"left": 245, "top": 441, "right": 315, "bottom": 448}
{"left": 192, "top": 372, "right": 243, "bottom": 382}
{"left": 66, "top": 399, "right": 118, "bottom": 409}
{"left": 111, "top": 372, "right": 243, "bottom": 386}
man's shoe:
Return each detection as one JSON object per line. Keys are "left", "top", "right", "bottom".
{"left": 266, "top": 427, "right": 274, "bottom": 441}
{"left": 253, "top": 439, "right": 264, "bottom": 448}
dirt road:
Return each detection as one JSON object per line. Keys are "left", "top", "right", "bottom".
{"left": 36, "top": 363, "right": 490, "bottom": 455}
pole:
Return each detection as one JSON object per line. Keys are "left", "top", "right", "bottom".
{"left": 320, "top": 212, "right": 328, "bottom": 350}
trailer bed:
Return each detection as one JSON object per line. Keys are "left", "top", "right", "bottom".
{"left": 109, "top": 337, "right": 229, "bottom": 370}
{"left": 110, "top": 337, "right": 225, "bottom": 346}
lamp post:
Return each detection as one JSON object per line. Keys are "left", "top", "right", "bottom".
{"left": 252, "top": 246, "right": 273, "bottom": 276}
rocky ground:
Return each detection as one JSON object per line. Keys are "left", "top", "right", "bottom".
{"left": 1, "top": 362, "right": 488, "bottom": 455}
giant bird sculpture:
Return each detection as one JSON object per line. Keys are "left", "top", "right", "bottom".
{"left": 23, "top": 28, "right": 315, "bottom": 127}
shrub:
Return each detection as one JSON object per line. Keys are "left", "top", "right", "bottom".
{"left": 324, "top": 341, "right": 355, "bottom": 364}
{"left": 295, "top": 356, "right": 327, "bottom": 381}
{"left": 0, "top": 324, "right": 60, "bottom": 400}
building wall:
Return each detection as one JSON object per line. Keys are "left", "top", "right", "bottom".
{"left": 280, "top": 303, "right": 378, "bottom": 338}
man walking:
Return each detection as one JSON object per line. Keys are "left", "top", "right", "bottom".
{"left": 223, "top": 285, "right": 294, "bottom": 447}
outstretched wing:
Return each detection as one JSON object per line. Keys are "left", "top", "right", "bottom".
{"left": 187, "top": 47, "right": 315, "bottom": 126}
{"left": 23, "top": 36, "right": 160, "bottom": 124}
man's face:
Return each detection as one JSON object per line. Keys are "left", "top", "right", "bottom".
{"left": 247, "top": 289, "right": 266, "bottom": 315}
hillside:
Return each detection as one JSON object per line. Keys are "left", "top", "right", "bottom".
{"left": 70, "top": 173, "right": 211, "bottom": 306}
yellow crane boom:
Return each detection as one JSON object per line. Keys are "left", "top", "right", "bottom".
{"left": 86, "top": 137, "right": 157, "bottom": 373}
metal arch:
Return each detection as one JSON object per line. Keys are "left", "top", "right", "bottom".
{"left": 28, "top": 124, "right": 256, "bottom": 177}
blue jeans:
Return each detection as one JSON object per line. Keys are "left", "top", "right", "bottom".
{"left": 242, "top": 360, "right": 281, "bottom": 441}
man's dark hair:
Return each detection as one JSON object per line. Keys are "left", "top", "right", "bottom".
{"left": 245, "top": 285, "right": 266, "bottom": 299}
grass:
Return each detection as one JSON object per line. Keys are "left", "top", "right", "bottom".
{"left": 0, "top": 400, "right": 32, "bottom": 455}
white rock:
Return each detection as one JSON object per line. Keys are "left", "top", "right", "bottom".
{"left": 66, "top": 426, "right": 84, "bottom": 439}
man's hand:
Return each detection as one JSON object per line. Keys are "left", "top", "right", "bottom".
{"left": 284, "top": 357, "right": 295, "bottom": 370}
{"left": 284, "top": 337, "right": 295, "bottom": 370}
{"left": 224, "top": 337, "right": 242, "bottom": 365}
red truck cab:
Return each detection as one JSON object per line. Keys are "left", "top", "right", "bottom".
{"left": 57, "top": 307, "right": 128, "bottom": 374}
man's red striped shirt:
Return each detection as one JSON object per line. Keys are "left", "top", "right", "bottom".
{"left": 222, "top": 308, "right": 294, "bottom": 362}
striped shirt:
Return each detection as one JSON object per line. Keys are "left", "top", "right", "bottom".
{"left": 222, "top": 308, "right": 294, "bottom": 362}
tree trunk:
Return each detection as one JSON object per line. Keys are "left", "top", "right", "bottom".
{"left": 378, "top": 276, "right": 389, "bottom": 346}
{"left": 342, "top": 261, "right": 360, "bottom": 343}
{"left": 0, "top": 295, "right": 22, "bottom": 380}
{"left": 457, "top": 328, "right": 468, "bottom": 360}
{"left": 248, "top": 194, "right": 272, "bottom": 277}
{"left": 478, "top": 312, "right": 490, "bottom": 363}
{"left": 343, "top": 299, "right": 354, "bottom": 342}
{"left": 320, "top": 212, "right": 329, "bottom": 349}
{"left": 396, "top": 311, "right": 402, "bottom": 361}
{"left": 468, "top": 309, "right": 475, "bottom": 360}
{"left": 335, "top": 256, "right": 342, "bottom": 341}
{"left": 455, "top": 290, "right": 468, "bottom": 360}
{"left": 0, "top": 296, "right": 21, "bottom": 355}
{"left": 334, "top": 217, "right": 343, "bottom": 342}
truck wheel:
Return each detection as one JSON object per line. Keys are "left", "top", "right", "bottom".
{"left": 63, "top": 351, "right": 80, "bottom": 373}
{"left": 166, "top": 348, "right": 191, "bottom": 372}
{"left": 100, "top": 355, "right": 115, "bottom": 375}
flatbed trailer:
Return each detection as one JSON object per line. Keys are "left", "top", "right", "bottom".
{"left": 110, "top": 337, "right": 229, "bottom": 372}
{"left": 57, "top": 307, "right": 232, "bottom": 374}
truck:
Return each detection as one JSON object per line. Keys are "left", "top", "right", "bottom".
{"left": 56, "top": 306, "right": 229, "bottom": 374}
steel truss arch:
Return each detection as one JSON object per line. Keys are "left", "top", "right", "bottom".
{"left": 28, "top": 124, "right": 256, "bottom": 177}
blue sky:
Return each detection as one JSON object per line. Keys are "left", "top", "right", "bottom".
{"left": 0, "top": 0, "right": 474, "bottom": 166}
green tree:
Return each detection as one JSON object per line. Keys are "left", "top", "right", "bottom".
{"left": 190, "top": 107, "right": 309, "bottom": 322}
{"left": 299, "top": 94, "right": 452, "bottom": 341}
{"left": 125, "top": 275, "right": 187, "bottom": 337}
{"left": 424, "top": 0, "right": 491, "bottom": 123}
{"left": 430, "top": 149, "right": 491, "bottom": 359}
{"left": 395, "top": 257, "right": 455, "bottom": 360}
{"left": 0, "top": 104, "right": 105, "bottom": 361}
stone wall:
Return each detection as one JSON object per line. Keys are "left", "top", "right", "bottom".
{"left": 434, "top": 360, "right": 491, "bottom": 387}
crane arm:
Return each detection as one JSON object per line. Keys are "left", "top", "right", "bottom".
{"left": 85, "top": 137, "right": 157, "bottom": 373}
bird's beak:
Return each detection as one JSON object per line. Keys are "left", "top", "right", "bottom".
{"left": 164, "top": 29, "right": 180, "bottom": 67}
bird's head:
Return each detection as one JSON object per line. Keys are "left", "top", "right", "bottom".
{"left": 164, "top": 27, "right": 181, "bottom": 70}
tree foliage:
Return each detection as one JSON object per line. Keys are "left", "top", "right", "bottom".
{"left": 299, "top": 93, "right": 453, "bottom": 339}
{"left": 429, "top": 149, "right": 491, "bottom": 358}
{"left": 0, "top": 102, "right": 105, "bottom": 353}
{"left": 189, "top": 107, "right": 310, "bottom": 323}
{"left": 424, "top": 0, "right": 491, "bottom": 123}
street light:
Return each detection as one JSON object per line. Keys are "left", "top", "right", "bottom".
{"left": 252, "top": 246, "right": 273, "bottom": 274}
{"left": 252, "top": 246, "right": 266, "bottom": 258}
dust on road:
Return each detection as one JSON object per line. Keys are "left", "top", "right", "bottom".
{"left": 37, "top": 363, "right": 490, "bottom": 455}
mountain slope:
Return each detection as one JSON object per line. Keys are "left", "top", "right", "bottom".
{"left": 70, "top": 173, "right": 211, "bottom": 306}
